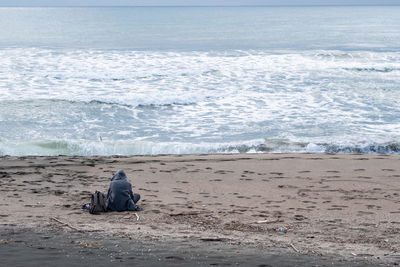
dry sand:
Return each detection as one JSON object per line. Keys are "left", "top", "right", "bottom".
{"left": 1, "top": 153, "right": 400, "bottom": 266}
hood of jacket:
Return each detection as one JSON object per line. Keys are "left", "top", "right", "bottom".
{"left": 111, "top": 169, "right": 127, "bottom": 181}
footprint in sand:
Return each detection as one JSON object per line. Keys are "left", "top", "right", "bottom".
{"left": 294, "top": 214, "right": 308, "bottom": 221}
{"left": 330, "top": 205, "right": 348, "bottom": 209}
{"left": 356, "top": 176, "right": 372, "bottom": 179}
{"left": 186, "top": 169, "right": 201, "bottom": 173}
{"left": 174, "top": 196, "right": 187, "bottom": 200}
{"left": 53, "top": 190, "right": 65, "bottom": 196}
{"left": 172, "top": 189, "right": 188, "bottom": 195}
{"left": 239, "top": 178, "right": 253, "bottom": 181}
{"left": 354, "top": 169, "right": 366, "bottom": 172}
{"left": 165, "top": 256, "right": 184, "bottom": 261}
{"left": 357, "top": 211, "right": 375, "bottom": 215}
{"left": 262, "top": 158, "right": 280, "bottom": 161}
{"left": 159, "top": 170, "right": 173, "bottom": 173}
{"left": 138, "top": 188, "right": 151, "bottom": 192}
{"left": 272, "top": 211, "right": 283, "bottom": 217}
{"left": 324, "top": 175, "right": 341, "bottom": 179}
{"left": 214, "top": 170, "right": 233, "bottom": 174}
{"left": 277, "top": 184, "right": 298, "bottom": 189}
{"left": 366, "top": 204, "right": 382, "bottom": 210}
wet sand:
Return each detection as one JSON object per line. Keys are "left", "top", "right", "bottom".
{"left": 0, "top": 227, "right": 381, "bottom": 267}
{"left": 1, "top": 154, "right": 400, "bottom": 266}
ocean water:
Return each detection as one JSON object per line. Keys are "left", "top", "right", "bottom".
{"left": 1, "top": 6, "right": 400, "bottom": 156}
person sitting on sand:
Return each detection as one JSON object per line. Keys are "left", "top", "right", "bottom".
{"left": 106, "top": 169, "right": 141, "bottom": 212}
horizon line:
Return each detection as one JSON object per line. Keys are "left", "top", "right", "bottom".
{"left": 1, "top": 4, "right": 400, "bottom": 7}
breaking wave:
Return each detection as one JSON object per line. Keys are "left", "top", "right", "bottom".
{"left": 2, "top": 139, "right": 400, "bottom": 156}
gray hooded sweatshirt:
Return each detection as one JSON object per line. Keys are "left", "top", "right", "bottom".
{"left": 106, "top": 170, "right": 139, "bottom": 212}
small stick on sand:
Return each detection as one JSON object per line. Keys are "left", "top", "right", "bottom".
{"left": 256, "top": 219, "right": 283, "bottom": 224}
{"left": 169, "top": 212, "right": 201, "bottom": 216}
{"left": 134, "top": 213, "right": 139, "bottom": 221}
{"left": 51, "top": 217, "right": 82, "bottom": 232}
{"left": 289, "top": 243, "right": 300, "bottom": 253}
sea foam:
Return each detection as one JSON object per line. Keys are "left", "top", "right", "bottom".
{"left": 1, "top": 48, "right": 400, "bottom": 155}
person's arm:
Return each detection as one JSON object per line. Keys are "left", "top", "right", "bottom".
{"left": 106, "top": 184, "right": 111, "bottom": 198}
{"left": 128, "top": 183, "right": 135, "bottom": 200}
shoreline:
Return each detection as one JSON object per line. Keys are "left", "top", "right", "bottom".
{"left": 1, "top": 153, "right": 400, "bottom": 265}
{"left": 0, "top": 226, "right": 383, "bottom": 267}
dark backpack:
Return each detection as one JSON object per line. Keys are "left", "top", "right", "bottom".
{"left": 89, "top": 191, "right": 108, "bottom": 214}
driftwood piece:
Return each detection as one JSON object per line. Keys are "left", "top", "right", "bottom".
{"left": 50, "top": 217, "right": 83, "bottom": 232}
{"left": 289, "top": 243, "right": 300, "bottom": 253}
{"left": 255, "top": 219, "right": 283, "bottom": 224}
{"left": 169, "top": 212, "right": 201, "bottom": 216}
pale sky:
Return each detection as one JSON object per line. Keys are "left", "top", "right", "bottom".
{"left": 0, "top": 0, "right": 399, "bottom": 6}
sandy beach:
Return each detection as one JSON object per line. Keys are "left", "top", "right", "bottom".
{"left": 1, "top": 153, "right": 400, "bottom": 266}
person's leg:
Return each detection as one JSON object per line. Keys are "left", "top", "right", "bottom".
{"left": 133, "top": 193, "right": 140, "bottom": 204}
